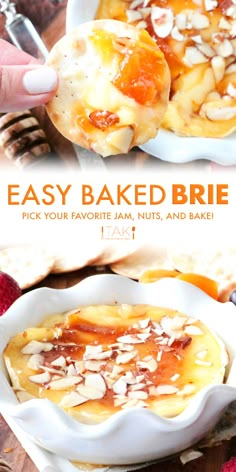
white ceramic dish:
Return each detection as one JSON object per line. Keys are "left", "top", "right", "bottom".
{"left": 1, "top": 274, "right": 236, "bottom": 465}
{"left": 66, "top": 0, "right": 236, "bottom": 165}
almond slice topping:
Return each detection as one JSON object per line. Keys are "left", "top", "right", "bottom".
{"left": 116, "top": 351, "right": 137, "bottom": 364}
{"left": 85, "top": 373, "right": 107, "bottom": 395}
{"left": 49, "top": 376, "right": 82, "bottom": 390}
{"left": 156, "top": 385, "right": 179, "bottom": 395}
{"left": 22, "top": 340, "right": 53, "bottom": 355}
{"left": 51, "top": 356, "right": 66, "bottom": 368}
{"left": 27, "top": 354, "right": 44, "bottom": 371}
{"left": 29, "top": 372, "right": 51, "bottom": 384}
{"left": 59, "top": 392, "right": 88, "bottom": 408}
{"left": 184, "top": 326, "right": 203, "bottom": 335}
{"left": 112, "top": 378, "right": 127, "bottom": 395}
{"left": 117, "top": 335, "right": 145, "bottom": 344}
{"left": 128, "top": 391, "right": 148, "bottom": 400}
{"left": 151, "top": 6, "right": 174, "bottom": 39}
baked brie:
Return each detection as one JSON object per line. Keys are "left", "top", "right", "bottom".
{"left": 96, "top": 0, "right": 236, "bottom": 138}
{"left": 4, "top": 304, "right": 228, "bottom": 424}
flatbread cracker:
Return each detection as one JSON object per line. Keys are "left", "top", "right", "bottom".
{"left": 46, "top": 19, "right": 170, "bottom": 157}
{"left": 0, "top": 246, "right": 55, "bottom": 289}
{"left": 169, "top": 248, "right": 236, "bottom": 285}
{"left": 52, "top": 242, "right": 104, "bottom": 274}
{"left": 91, "top": 242, "right": 140, "bottom": 266}
{"left": 110, "top": 245, "right": 172, "bottom": 279}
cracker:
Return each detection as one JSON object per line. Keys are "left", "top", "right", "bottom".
{"left": 169, "top": 248, "right": 236, "bottom": 285}
{"left": 91, "top": 242, "right": 140, "bottom": 267}
{"left": 110, "top": 245, "right": 172, "bottom": 280}
{"left": 46, "top": 19, "right": 170, "bottom": 157}
{"left": 52, "top": 242, "right": 104, "bottom": 274}
{"left": 0, "top": 246, "right": 55, "bottom": 289}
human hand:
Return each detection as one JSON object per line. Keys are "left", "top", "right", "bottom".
{"left": 0, "top": 39, "right": 58, "bottom": 112}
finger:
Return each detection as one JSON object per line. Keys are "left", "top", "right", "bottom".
{"left": 0, "top": 39, "right": 40, "bottom": 66}
{"left": 0, "top": 65, "right": 58, "bottom": 112}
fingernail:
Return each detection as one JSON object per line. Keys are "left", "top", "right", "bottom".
{"left": 23, "top": 67, "right": 58, "bottom": 95}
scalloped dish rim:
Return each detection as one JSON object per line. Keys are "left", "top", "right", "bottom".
{"left": 0, "top": 275, "right": 236, "bottom": 464}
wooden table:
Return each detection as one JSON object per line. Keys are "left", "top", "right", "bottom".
{"left": 1, "top": 267, "right": 236, "bottom": 472}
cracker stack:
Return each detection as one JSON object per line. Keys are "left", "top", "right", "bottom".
{"left": 0, "top": 457, "right": 12, "bottom": 472}
{"left": 0, "top": 111, "right": 51, "bottom": 168}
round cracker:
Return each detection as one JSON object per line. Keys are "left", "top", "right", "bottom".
{"left": 110, "top": 245, "right": 172, "bottom": 280}
{"left": 52, "top": 242, "right": 104, "bottom": 274}
{"left": 91, "top": 241, "right": 140, "bottom": 267}
{"left": 46, "top": 20, "right": 170, "bottom": 157}
{"left": 169, "top": 248, "right": 236, "bottom": 285}
{"left": 0, "top": 246, "right": 55, "bottom": 289}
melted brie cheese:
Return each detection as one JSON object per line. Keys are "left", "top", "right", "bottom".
{"left": 4, "top": 304, "right": 228, "bottom": 424}
{"left": 96, "top": 0, "right": 236, "bottom": 138}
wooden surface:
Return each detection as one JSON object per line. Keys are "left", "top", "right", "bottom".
{"left": 1, "top": 267, "right": 236, "bottom": 472}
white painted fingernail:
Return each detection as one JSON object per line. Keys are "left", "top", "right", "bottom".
{"left": 23, "top": 67, "right": 58, "bottom": 94}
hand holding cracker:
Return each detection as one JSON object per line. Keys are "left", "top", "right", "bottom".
{"left": 46, "top": 20, "right": 170, "bottom": 156}
{"left": 0, "top": 39, "right": 58, "bottom": 113}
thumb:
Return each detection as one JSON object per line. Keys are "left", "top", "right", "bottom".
{"left": 0, "top": 65, "right": 58, "bottom": 112}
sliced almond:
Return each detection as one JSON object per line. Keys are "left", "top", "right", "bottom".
{"left": 183, "top": 46, "right": 209, "bottom": 66}
{"left": 114, "top": 395, "right": 129, "bottom": 407}
{"left": 22, "top": 340, "right": 53, "bottom": 355}
{"left": 117, "top": 335, "right": 144, "bottom": 344}
{"left": 136, "top": 333, "right": 151, "bottom": 341}
{"left": 184, "top": 326, "right": 203, "bottom": 335}
{"left": 176, "top": 13, "right": 187, "bottom": 30}
{"left": 205, "top": 105, "right": 236, "bottom": 120}
{"left": 171, "top": 26, "right": 185, "bottom": 41}
{"left": 219, "top": 17, "right": 232, "bottom": 30}
{"left": 195, "top": 349, "right": 208, "bottom": 360}
{"left": 157, "top": 351, "right": 163, "bottom": 362}
{"left": 195, "top": 359, "right": 213, "bottom": 366}
{"left": 51, "top": 356, "right": 66, "bottom": 368}
{"left": 130, "top": 0, "right": 143, "bottom": 8}
{"left": 41, "top": 365, "right": 65, "bottom": 376}
{"left": 27, "top": 354, "right": 44, "bottom": 371}
{"left": 129, "top": 383, "right": 147, "bottom": 391}
{"left": 215, "top": 39, "right": 234, "bottom": 58}
{"left": 170, "top": 373, "right": 180, "bottom": 382}
{"left": 76, "top": 385, "right": 105, "bottom": 400}
{"left": 177, "top": 384, "right": 196, "bottom": 396}
{"left": 137, "top": 359, "right": 158, "bottom": 373}
{"left": 151, "top": 6, "right": 174, "bottom": 38}
{"left": 138, "top": 318, "right": 150, "bottom": 329}
{"left": 59, "top": 391, "right": 88, "bottom": 408}
{"left": 128, "top": 390, "right": 148, "bottom": 400}
{"left": 110, "top": 365, "right": 124, "bottom": 378}
{"left": 29, "top": 372, "right": 51, "bottom": 384}
{"left": 126, "top": 9, "right": 143, "bottom": 23}
{"left": 191, "top": 12, "right": 210, "bottom": 29}
{"left": 85, "top": 373, "right": 106, "bottom": 395}
{"left": 123, "top": 371, "right": 139, "bottom": 385}
{"left": 227, "top": 82, "right": 236, "bottom": 98}
{"left": 197, "top": 43, "right": 215, "bottom": 58}
{"left": 139, "top": 8, "right": 152, "bottom": 19}
{"left": 49, "top": 376, "right": 82, "bottom": 390}
{"left": 66, "top": 364, "right": 77, "bottom": 376}
{"left": 116, "top": 351, "right": 137, "bottom": 364}
{"left": 160, "top": 316, "right": 186, "bottom": 338}
{"left": 156, "top": 385, "right": 179, "bottom": 395}
{"left": 136, "top": 20, "right": 148, "bottom": 29}
{"left": 106, "top": 127, "right": 134, "bottom": 154}
{"left": 112, "top": 378, "right": 127, "bottom": 395}
{"left": 204, "top": 0, "right": 218, "bottom": 11}
{"left": 226, "top": 5, "right": 236, "bottom": 18}
{"left": 84, "top": 360, "right": 106, "bottom": 372}
{"left": 211, "top": 55, "right": 226, "bottom": 82}
{"left": 110, "top": 343, "right": 134, "bottom": 352}
{"left": 74, "top": 360, "right": 85, "bottom": 374}
{"left": 180, "top": 450, "right": 203, "bottom": 465}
